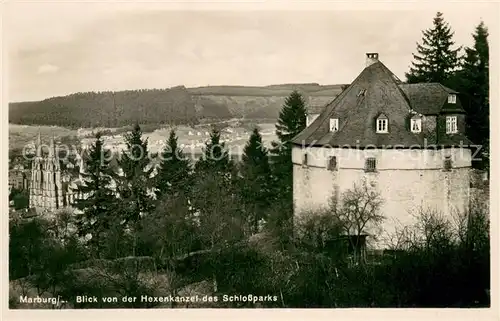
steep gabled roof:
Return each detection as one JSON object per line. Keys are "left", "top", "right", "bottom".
{"left": 306, "top": 81, "right": 463, "bottom": 118}
{"left": 292, "top": 61, "right": 423, "bottom": 148}
{"left": 398, "top": 83, "right": 464, "bottom": 115}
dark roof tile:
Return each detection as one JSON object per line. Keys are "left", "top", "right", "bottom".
{"left": 399, "top": 83, "right": 464, "bottom": 115}
{"left": 307, "top": 105, "right": 328, "bottom": 114}
{"left": 293, "top": 62, "right": 421, "bottom": 147}
{"left": 293, "top": 61, "right": 470, "bottom": 148}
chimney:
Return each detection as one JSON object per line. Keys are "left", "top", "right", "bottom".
{"left": 366, "top": 52, "right": 379, "bottom": 67}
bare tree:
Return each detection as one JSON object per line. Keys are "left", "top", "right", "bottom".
{"left": 383, "top": 219, "right": 418, "bottom": 252}
{"left": 328, "top": 178, "right": 385, "bottom": 264}
{"left": 411, "top": 207, "right": 455, "bottom": 251}
{"left": 453, "top": 195, "right": 490, "bottom": 251}
{"left": 294, "top": 208, "right": 343, "bottom": 252}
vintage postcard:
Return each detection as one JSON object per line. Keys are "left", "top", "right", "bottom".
{"left": 2, "top": 1, "right": 498, "bottom": 320}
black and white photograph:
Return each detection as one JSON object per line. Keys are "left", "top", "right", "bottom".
{"left": 3, "top": 1, "right": 497, "bottom": 315}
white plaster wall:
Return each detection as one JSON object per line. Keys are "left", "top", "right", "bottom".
{"left": 292, "top": 146, "right": 472, "bottom": 248}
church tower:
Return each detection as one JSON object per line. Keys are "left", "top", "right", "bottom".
{"left": 29, "top": 132, "right": 44, "bottom": 209}
{"left": 29, "top": 134, "right": 64, "bottom": 212}
{"left": 43, "top": 136, "right": 63, "bottom": 210}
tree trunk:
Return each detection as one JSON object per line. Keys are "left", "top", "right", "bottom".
{"left": 212, "top": 272, "right": 218, "bottom": 293}
{"left": 132, "top": 233, "right": 136, "bottom": 257}
{"left": 159, "top": 244, "right": 164, "bottom": 262}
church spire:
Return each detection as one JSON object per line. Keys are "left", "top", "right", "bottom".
{"left": 36, "top": 132, "right": 42, "bottom": 157}
{"left": 79, "top": 151, "right": 85, "bottom": 181}
{"left": 49, "top": 135, "right": 56, "bottom": 158}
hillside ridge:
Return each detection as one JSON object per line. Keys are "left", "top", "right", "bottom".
{"left": 9, "top": 84, "right": 347, "bottom": 128}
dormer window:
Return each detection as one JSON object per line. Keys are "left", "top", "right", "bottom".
{"left": 448, "top": 94, "right": 457, "bottom": 104}
{"left": 411, "top": 118, "right": 422, "bottom": 133}
{"left": 329, "top": 118, "right": 339, "bottom": 132}
{"left": 376, "top": 115, "right": 388, "bottom": 133}
{"left": 446, "top": 116, "right": 457, "bottom": 134}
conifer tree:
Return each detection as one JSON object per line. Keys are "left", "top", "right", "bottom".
{"left": 73, "top": 132, "right": 116, "bottom": 257}
{"left": 269, "top": 90, "right": 307, "bottom": 207}
{"left": 119, "top": 123, "right": 151, "bottom": 181}
{"left": 192, "top": 128, "right": 242, "bottom": 249}
{"left": 155, "top": 129, "right": 192, "bottom": 198}
{"left": 194, "top": 127, "right": 233, "bottom": 178}
{"left": 274, "top": 91, "right": 308, "bottom": 144}
{"left": 116, "top": 123, "right": 153, "bottom": 249}
{"left": 239, "top": 127, "right": 272, "bottom": 234}
{"left": 453, "top": 22, "right": 489, "bottom": 168}
{"left": 405, "top": 12, "right": 461, "bottom": 84}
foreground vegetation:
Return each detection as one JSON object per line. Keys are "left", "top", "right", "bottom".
{"left": 8, "top": 99, "right": 490, "bottom": 308}
{"left": 9, "top": 192, "right": 490, "bottom": 308}
{"left": 8, "top": 12, "right": 490, "bottom": 308}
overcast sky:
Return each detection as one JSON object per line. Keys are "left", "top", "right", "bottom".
{"left": 5, "top": 2, "right": 498, "bottom": 102}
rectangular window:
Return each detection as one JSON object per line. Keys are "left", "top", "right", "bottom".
{"left": 376, "top": 119, "right": 388, "bottom": 133}
{"left": 411, "top": 118, "right": 422, "bottom": 133}
{"left": 365, "top": 157, "right": 377, "bottom": 172}
{"left": 446, "top": 116, "right": 457, "bottom": 134}
{"left": 444, "top": 156, "right": 452, "bottom": 171}
{"left": 329, "top": 118, "right": 339, "bottom": 132}
{"left": 448, "top": 94, "right": 457, "bottom": 104}
{"left": 302, "top": 153, "right": 308, "bottom": 166}
{"left": 327, "top": 156, "right": 337, "bottom": 171}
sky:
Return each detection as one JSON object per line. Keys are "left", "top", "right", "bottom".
{"left": 5, "top": 1, "right": 498, "bottom": 102}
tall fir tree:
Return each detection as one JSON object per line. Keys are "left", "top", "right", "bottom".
{"left": 119, "top": 123, "right": 151, "bottom": 180}
{"left": 238, "top": 127, "right": 273, "bottom": 234}
{"left": 155, "top": 129, "right": 192, "bottom": 198}
{"left": 73, "top": 132, "right": 117, "bottom": 258}
{"left": 274, "top": 90, "right": 308, "bottom": 144}
{"left": 269, "top": 90, "right": 307, "bottom": 208}
{"left": 192, "top": 128, "right": 243, "bottom": 249}
{"left": 452, "top": 21, "right": 489, "bottom": 168}
{"left": 116, "top": 123, "right": 153, "bottom": 233}
{"left": 194, "top": 127, "right": 234, "bottom": 178}
{"left": 405, "top": 12, "right": 461, "bottom": 85}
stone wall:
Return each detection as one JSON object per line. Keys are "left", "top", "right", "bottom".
{"left": 469, "top": 169, "right": 490, "bottom": 216}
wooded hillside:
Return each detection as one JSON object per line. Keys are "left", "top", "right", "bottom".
{"left": 9, "top": 84, "right": 344, "bottom": 128}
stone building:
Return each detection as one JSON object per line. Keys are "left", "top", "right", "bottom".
{"left": 9, "top": 167, "right": 29, "bottom": 191}
{"left": 292, "top": 53, "right": 473, "bottom": 247}
{"left": 29, "top": 134, "right": 85, "bottom": 212}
